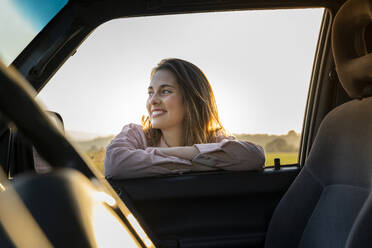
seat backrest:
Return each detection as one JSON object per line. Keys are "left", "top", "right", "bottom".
{"left": 264, "top": 98, "right": 372, "bottom": 248}
{"left": 265, "top": 0, "right": 372, "bottom": 247}
{"left": 345, "top": 186, "right": 372, "bottom": 247}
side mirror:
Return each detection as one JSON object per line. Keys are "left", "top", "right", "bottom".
{"left": 32, "top": 111, "right": 65, "bottom": 174}
{"left": 6, "top": 111, "right": 65, "bottom": 177}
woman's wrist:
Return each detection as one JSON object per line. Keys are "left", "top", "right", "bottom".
{"left": 185, "top": 146, "right": 199, "bottom": 160}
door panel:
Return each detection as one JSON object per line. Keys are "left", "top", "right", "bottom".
{"left": 109, "top": 166, "right": 299, "bottom": 248}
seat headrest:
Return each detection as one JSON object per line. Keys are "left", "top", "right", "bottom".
{"left": 332, "top": 0, "right": 372, "bottom": 99}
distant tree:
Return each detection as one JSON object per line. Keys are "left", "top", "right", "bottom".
{"left": 88, "top": 145, "right": 98, "bottom": 152}
{"left": 265, "top": 138, "right": 297, "bottom": 153}
{"left": 287, "top": 130, "right": 297, "bottom": 137}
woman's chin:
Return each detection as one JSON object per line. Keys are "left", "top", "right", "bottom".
{"left": 151, "top": 121, "right": 163, "bottom": 129}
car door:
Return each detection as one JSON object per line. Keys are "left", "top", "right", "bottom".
{"left": 109, "top": 168, "right": 299, "bottom": 247}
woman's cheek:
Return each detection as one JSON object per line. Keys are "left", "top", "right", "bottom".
{"left": 146, "top": 99, "right": 151, "bottom": 113}
{"left": 170, "top": 95, "right": 185, "bottom": 119}
{"left": 167, "top": 95, "right": 180, "bottom": 110}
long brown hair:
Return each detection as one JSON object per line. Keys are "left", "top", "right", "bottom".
{"left": 142, "top": 58, "right": 226, "bottom": 146}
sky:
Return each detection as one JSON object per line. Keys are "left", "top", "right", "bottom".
{"left": 33, "top": 8, "right": 324, "bottom": 138}
{"left": 0, "top": 0, "right": 36, "bottom": 65}
{"left": 13, "top": 0, "right": 68, "bottom": 30}
{"left": 0, "top": 0, "right": 68, "bottom": 65}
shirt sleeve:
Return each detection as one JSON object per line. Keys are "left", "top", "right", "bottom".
{"left": 192, "top": 136, "right": 265, "bottom": 171}
{"left": 104, "top": 124, "right": 192, "bottom": 179}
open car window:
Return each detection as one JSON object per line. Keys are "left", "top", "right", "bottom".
{"left": 37, "top": 8, "right": 324, "bottom": 175}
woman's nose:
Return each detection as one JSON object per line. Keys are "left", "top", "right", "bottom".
{"left": 150, "top": 93, "right": 161, "bottom": 105}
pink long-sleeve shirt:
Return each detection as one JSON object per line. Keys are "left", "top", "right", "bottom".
{"left": 104, "top": 123, "right": 265, "bottom": 179}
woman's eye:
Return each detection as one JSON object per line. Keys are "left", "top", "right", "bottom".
{"left": 162, "top": 90, "right": 171, "bottom": 94}
{"left": 148, "top": 91, "right": 154, "bottom": 96}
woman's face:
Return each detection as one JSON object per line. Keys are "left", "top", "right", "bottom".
{"left": 147, "top": 69, "right": 185, "bottom": 131}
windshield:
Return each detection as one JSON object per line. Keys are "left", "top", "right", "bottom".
{"left": 0, "top": 0, "right": 68, "bottom": 66}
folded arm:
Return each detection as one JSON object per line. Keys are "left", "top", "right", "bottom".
{"left": 192, "top": 138, "right": 266, "bottom": 170}
{"left": 104, "top": 124, "right": 192, "bottom": 179}
{"left": 105, "top": 124, "right": 265, "bottom": 179}
{"left": 154, "top": 138, "right": 266, "bottom": 170}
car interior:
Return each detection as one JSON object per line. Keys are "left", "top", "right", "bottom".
{"left": 0, "top": 0, "right": 372, "bottom": 247}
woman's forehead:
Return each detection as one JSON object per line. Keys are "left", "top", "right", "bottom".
{"left": 149, "top": 70, "right": 178, "bottom": 88}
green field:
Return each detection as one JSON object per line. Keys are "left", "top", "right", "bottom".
{"left": 86, "top": 149, "right": 105, "bottom": 174}
{"left": 265, "top": 152, "right": 298, "bottom": 166}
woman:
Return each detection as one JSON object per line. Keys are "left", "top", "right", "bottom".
{"left": 105, "top": 58, "right": 265, "bottom": 179}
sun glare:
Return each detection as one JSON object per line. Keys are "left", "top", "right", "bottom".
{"left": 91, "top": 203, "right": 140, "bottom": 247}
{"left": 127, "top": 213, "right": 155, "bottom": 248}
{"left": 92, "top": 191, "right": 116, "bottom": 207}
{"left": 0, "top": 182, "right": 5, "bottom": 192}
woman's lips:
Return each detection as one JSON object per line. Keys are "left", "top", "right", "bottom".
{"left": 151, "top": 110, "right": 166, "bottom": 118}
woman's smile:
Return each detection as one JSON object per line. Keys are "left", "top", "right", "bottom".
{"left": 151, "top": 109, "right": 167, "bottom": 118}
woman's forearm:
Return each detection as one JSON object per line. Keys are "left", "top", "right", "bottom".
{"left": 155, "top": 146, "right": 199, "bottom": 160}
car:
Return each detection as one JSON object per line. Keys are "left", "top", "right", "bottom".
{"left": 0, "top": 0, "right": 372, "bottom": 247}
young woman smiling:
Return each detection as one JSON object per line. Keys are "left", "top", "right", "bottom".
{"left": 104, "top": 58, "right": 265, "bottom": 179}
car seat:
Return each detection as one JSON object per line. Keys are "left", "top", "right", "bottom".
{"left": 264, "top": 0, "right": 372, "bottom": 247}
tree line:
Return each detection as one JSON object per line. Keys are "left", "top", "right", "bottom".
{"left": 76, "top": 130, "right": 301, "bottom": 154}
{"left": 234, "top": 130, "right": 300, "bottom": 153}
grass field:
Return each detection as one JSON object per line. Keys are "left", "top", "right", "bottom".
{"left": 86, "top": 149, "right": 299, "bottom": 174}
{"left": 86, "top": 149, "right": 105, "bottom": 174}
{"left": 265, "top": 152, "right": 298, "bottom": 166}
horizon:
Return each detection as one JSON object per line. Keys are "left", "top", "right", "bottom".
{"left": 66, "top": 128, "right": 302, "bottom": 142}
